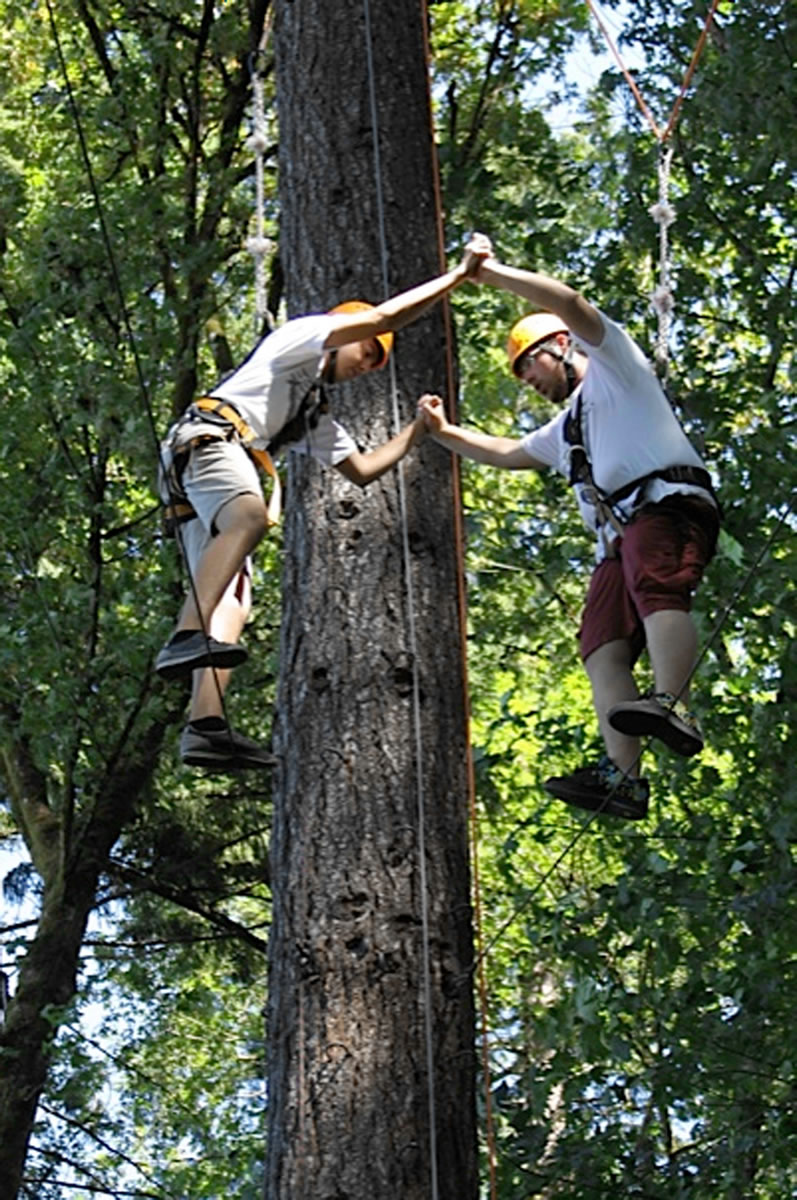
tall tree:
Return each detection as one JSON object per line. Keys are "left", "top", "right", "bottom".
{"left": 0, "top": 1, "right": 276, "bottom": 1193}
{"left": 265, "top": 1, "right": 477, "bottom": 1196}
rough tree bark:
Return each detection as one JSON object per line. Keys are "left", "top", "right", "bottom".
{"left": 266, "top": 2, "right": 478, "bottom": 1197}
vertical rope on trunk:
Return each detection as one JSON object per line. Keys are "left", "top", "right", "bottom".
{"left": 362, "top": 3, "right": 440, "bottom": 1196}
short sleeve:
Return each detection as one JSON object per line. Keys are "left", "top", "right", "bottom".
{"left": 520, "top": 411, "right": 568, "bottom": 475}
{"left": 289, "top": 412, "right": 357, "bottom": 467}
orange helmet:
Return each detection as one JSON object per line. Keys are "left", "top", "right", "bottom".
{"left": 506, "top": 312, "right": 569, "bottom": 376}
{"left": 328, "top": 300, "right": 394, "bottom": 367}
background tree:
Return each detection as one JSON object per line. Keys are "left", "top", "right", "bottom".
{"left": 0, "top": 1, "right": 277, "bottom": 1194}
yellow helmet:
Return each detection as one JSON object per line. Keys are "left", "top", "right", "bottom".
{"left": 328, "top": 300, "right": 394, "bottom": 367}
{"left": 506, "top": 312, "right": 569, "bottom": 376}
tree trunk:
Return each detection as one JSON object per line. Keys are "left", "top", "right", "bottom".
{"left": 0, "top": 867, "right": 100, "bottom": 1194}
{"left": 266, "top": 2, "right": 477, "bottom": 1197}
{"left": 0, "top": 735, "right": 166, "bottom": 1196}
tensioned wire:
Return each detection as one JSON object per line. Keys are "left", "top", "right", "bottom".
{"left": 419, "top": 0, "right": 791, "bottom": 1153}
{"left": 465, "top": 494, "right": 795, "bottom": 973}
{"left": 361, "top": 2, "right": 440, "bottom": 1198}
{"left": 44, "top": 0, "right": 246, "bottom": 745}
{"left": 417, "top": 0, "right": 500, "bottom": 1191}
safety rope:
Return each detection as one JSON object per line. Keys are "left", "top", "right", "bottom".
{"left": 470, "top": 493, "right": 795, "bottom": 972}
{"left": 419, "top": 1, "right": 499, "bottom": 1194}
{"left": 584, "top": 0, "right": 722, "bottom": 144}
{"left": 584, "top": 0, "right": 722, "bottom": 377}
{"left": 45, "top": 0, "right": 255, "bottom": 749}
{"left": 362, "top": 3, "right": 438, "bottom": 1196}
{"left": 246, "top": 11, "right": 275, "bottom": 335}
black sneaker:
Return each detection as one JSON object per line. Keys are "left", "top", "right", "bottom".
{"left": 180, "top": 722, "right": 277, "bottom": 770}
{"left": 608, "top": 692, "right": 703, "bottom": 757}
{"left": 544, "top": 756, "right": 649, "bottom": 820}
{"left": 155, "top": 631, "right": 248, "bottom": 681}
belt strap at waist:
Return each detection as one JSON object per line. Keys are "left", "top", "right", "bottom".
{"left": 162, "top": 499, "right": 197, "bottom": 535}
{"left": 605, "top": 464, "right": 718, "bottom": 509}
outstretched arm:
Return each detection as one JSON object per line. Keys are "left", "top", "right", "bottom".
{"left": 323, "top": 242, "right": 489, "bottom": 350}
{"left": 334, "top": 415, "right": 427, "bottom": 487}
{"left": 467, "top": 233, "right": 604, "bottom": 348}
{"left": 417, "top": 394, "right": 545, "bottom": 470}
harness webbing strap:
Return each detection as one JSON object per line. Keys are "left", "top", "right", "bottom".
{"left": 194, "top": 397, "right": 282, "bottom": 527}
{"left": 606, "top": 463, "right": 716, "bottom": 508}
{"left": 564, "top": 392, "right": 719, "bottom": 519}
{"left": 195, "top": 396, "right": 257, "bottom": 442}
{"left": 162, "top": 499, "right": 197, "bottom": 534}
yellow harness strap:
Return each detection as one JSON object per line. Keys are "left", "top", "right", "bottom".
{"left": 162, "top": 499, "right": 197, "bottom": 534}
{"left": 196, "top": 397, "right": 282, "bottom": 528}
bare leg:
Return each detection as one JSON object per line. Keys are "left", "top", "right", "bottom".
{"left": 583, "top": 639, "right": 642, "bottom": 776}
{"left": 176, "top": 493, "right": 267, "bottom": 634}
{"left": 642, "top": 609, "right": 697, "bottom": 704}
{"left": 189, "top": 568, "right": 252, "bottom": 722}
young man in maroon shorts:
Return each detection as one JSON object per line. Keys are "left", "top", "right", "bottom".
{"left": 418, "top": 235, "right": 719, "bottom": 820}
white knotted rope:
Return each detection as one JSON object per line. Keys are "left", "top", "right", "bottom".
{"left": 246, "top": 22, "right": 274, "bottom": 333}
{"left": 648, "top": 143, "right": 675, "bottom": 378}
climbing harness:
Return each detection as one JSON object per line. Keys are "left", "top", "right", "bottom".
{"left": 160, "top": 397, "right": 282, "bottom": 534}
{"left": 517, "top": 328, "right": 720, "bottom": 555}
{"left": 563, "top": 383, "right": 721, "bottom": 555}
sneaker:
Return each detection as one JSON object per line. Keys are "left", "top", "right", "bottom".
{"left": 544, "top": 756, "right": 649, "bottom": 820}
{"left": 155, "top": 631, "right": 248, "bottom": 681}
{"left": 180, "top": 722, "right": 277, "bottom": 770}
{"left": 608, "top": 692, "right": 703, "bottom": 757}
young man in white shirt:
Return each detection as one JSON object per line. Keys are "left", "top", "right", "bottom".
{"left": 156, "top": 245, "right": 487, "bottom": 770}
{"left": 419, "top": 236, "right": 719, "bottom": 820}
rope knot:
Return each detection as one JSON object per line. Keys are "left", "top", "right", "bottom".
{"left": 650, "top": 284, "right": 675, "bottom": 316}
{"left": 648, "top": 200, "right": 675, "bottom": 228}
{"left": 246, "top": 235, "right": 274, "bottom": 257}
{"left": 246, "top": 130, "right": 269, "bottom": 154}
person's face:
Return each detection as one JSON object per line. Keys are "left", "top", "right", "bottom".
{"left": 333, "top": 339, "right": 383, "bottom": 381}
{"left": 516, "top": 336, "right": 570, "bottom": 403}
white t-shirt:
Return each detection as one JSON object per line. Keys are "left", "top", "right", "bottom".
{"left": 175, "top": 314, "right": 356, "bottom": 467}
{"left": 520, "top": 312, "right": 715, "bottom": 560}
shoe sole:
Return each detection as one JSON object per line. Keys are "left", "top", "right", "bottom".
{"left": 157, "top": 645, "right": 248, "bottom": 681}
{"left": 544, "top": 782, "right": 648, "bottom": 821}
{"left": 182, "top": 748, "right": 277, "bottom": 770}
{"left": 608, "top": 706, "right": 703, "bottom": 757}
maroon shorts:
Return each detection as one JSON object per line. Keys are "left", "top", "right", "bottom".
{"left": 578, "top": 497, "right": 718, "bottom": 664}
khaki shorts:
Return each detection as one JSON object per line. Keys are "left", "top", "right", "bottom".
{"left": 181, "top": 438, "right": 262, "bottom": 536}
{"left": 174, "top": 438, "right": 261, "bottom": 578}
